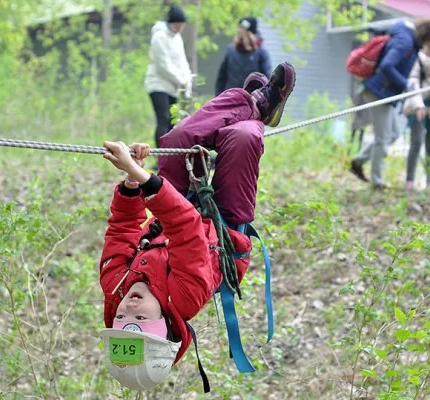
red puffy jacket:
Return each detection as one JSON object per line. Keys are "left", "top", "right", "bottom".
{"left": 100, "top": 178, "right": 251, "bottom": 363}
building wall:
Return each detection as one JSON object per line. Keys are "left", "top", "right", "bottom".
{"left": 262, "top": 6, "right": 355, "bottom": 120}
{"left": 198, "top": 2, "right": 356, "bottom": 120}
{"left": 197, "top": 2, "right": 399, "bottom": 121}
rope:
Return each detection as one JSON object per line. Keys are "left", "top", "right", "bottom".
{"left": 194, "top": 179, "right": 241, "bottom": 298}
{"left": 264, "top": 86, "right": 430, "bottom": 137}
{"left": 0, "top": 139, "right": 199, "bottom": 157}
{"left": 1, "top": 86, "right": 429, "bottom": 154}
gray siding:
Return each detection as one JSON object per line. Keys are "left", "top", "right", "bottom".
{"left": 197, "top": 33, "right": 231, "bottom": 97}
{"left": 258, "top": 3, "right": 355, "bottom": 120}
{"left": 198, "top": 2, "right": 398, "bottom": 121}
{"left": 198, "top": 1, "right": 402, "bottom": 121}
{"left": 198, "top": 2, "right": 355, "bottom": 120}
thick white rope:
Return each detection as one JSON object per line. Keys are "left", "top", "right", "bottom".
{"left": 0, "top": 86, "right": 429, "bottom": 155}
{"left": 0, "top": 139, "right": 199, "bottom": 156}
{"left": 264, "top": 86, "right": 430, "bottom": 137}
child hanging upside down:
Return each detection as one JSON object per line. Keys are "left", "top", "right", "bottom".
{"left": 99, "top": 62, "right": 295, "bottom": 391}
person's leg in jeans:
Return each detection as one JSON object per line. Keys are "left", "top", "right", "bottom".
{"left": 388, "top": 104, "right": 402, "bottom": 145}
{"left": 353, "top": 92, "right": 381, "bottom": 166}
{"left": 424, "top": 117, "right": 430, "bottom": 187}
{"left": 369, "top": 102, "right": 393, "bottom": 186}
{"left": 406, "top": 117, "right": 426, "bottom": 189}
{"left": 168, "top": 95, "right": 177, "bottom": 132}
{"left": 354, "top": 141, "right": 373, "bottom": 165}
{"left": 350, "top": 93, "right": 375, "bottom": 182}
{"left": 149, "top": 92, "right": 176, "bottom": 147}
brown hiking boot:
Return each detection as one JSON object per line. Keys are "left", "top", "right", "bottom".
{"left": 350, "top": 160, "right": 369, "bottom": 182}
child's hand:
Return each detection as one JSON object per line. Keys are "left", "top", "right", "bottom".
{"left": 103, "top": 141, "right": 136, "bottom": 173}
{"left": 129, "top": 143, "right": 151, "bottom": 167}
{"left": 103, "top": 141, "right": 152, "bottom": 185}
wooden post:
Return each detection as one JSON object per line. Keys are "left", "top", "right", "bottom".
{"left": 101, "top": 0, "right": 113, "bottom": 81}
{"left": 182, "top": 0, "right": 201, "bottom": 75}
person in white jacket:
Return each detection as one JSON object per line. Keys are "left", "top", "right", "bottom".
{"left": 145, "top": 5, "right": 192, "bottom": 147}
{"left": 404, "top": 45, "right": 430, "bottom": 191}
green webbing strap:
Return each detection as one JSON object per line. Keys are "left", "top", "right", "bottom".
{"left": 196, "top": 178, "right": 241, "bottom": 298}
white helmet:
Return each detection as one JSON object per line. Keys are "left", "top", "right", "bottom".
{"left": 100, "top": 322, "right": 181, "bottom": 390}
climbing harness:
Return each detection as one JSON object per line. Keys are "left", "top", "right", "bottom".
{"left": 185, "top": 146, "right": 274, "bottom": 379}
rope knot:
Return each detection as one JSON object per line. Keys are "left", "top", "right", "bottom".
{"left": 197, "top": 185, "right": 214, "bottom": 198}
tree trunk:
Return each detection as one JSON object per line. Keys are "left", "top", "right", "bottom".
{"left": 100, "top": 0, "right": 113, "bottom": 81}
{"left": 182, "top": 0, "right": 201, "bottom": 75}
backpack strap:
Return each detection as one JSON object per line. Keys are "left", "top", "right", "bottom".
{"left": 245, "top": 224, "right": 274, "bottom": 343}
{"left": 219, "top": 281, "right": 256, "bottom": 372}
{"left": 217, "top": 218, "right": 255, "bottom": 372}
{"left": 219, "top": 220, "right": 274, "bottom": 369}
{"left": 186, "top": 322, "right": 211, "bottom": 393}
{"left": 189, "top": 176, "right": 273, "bottom": 372}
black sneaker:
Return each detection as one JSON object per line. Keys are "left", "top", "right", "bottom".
{"left": 251, "top": 62, "right": 296, "bottom": 127}
{"left": 350, "top": 160, "right": 369, "bottom": 182}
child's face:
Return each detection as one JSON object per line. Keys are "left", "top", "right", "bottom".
{"left": 115, "top": 282, "right": 162, "bottom": 323}
{"left": 169, "top": 22, "right": 186, "bottom": 34}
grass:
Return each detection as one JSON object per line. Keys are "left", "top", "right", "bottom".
{"left": 2, "top": 96, "right": 430, "bottom": 399}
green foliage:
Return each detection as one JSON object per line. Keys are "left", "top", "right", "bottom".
{"left": 330, "top": 223, "right": 430, "bottom": 400}
{"left": 314, "top": 0, "right": 379, "bottom": 30}
{"left": 0, "top": 162, "right": 112, "bottom": 398}
{"left": 3, "top": 1, "right": 419, "bottom": 399}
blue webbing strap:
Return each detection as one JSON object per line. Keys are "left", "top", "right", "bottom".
{"left": 219, "top": 281, "right": 255, "bottom": 372}
{"left": 186, "top": 322, "right": 211, "bottom": 393}
{"left": 218, "top": 219, "right": 254, "bottom": 372}
{"left": 245, "top": 224, "right": 274, "bottom": 343}
{"left": 186, "top": 190, "right": 196, "bottom": 201}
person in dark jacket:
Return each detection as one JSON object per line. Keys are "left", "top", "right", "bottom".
{"left": 350, "top": 18, "right": 430, "bottom": 189}
{"left": 215, "top": 17, "right": 272, "bottom": 96}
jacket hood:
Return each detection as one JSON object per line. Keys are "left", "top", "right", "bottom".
{"left": 389, "top": 20, "right": 419, "bottom": 48}
{"left": 151, "top": 21, "right": 175, "bottom": 37}
{"left": 102, "top": 229, "right": 192, "bottom": 364}
{"left": 389, "top": 20, "right": 415, "bottom": 38}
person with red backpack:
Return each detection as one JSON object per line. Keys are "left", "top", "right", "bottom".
{"left": 99, "top": 62, "right": 295, "bottom": 391}
{"left": 349, "top": 18, "right": 430, "bottom": 189}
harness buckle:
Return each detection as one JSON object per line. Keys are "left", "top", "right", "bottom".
{"left": 139, "top": 238, "right": 150, "bottom": 250}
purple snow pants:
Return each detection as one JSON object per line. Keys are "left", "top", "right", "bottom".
{"left": 158, "top": 88, "right": 265, "bottom": 225}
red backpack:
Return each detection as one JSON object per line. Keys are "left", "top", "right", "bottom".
{"left": 346, "top": 35, "right": 391, "bottom": 79}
